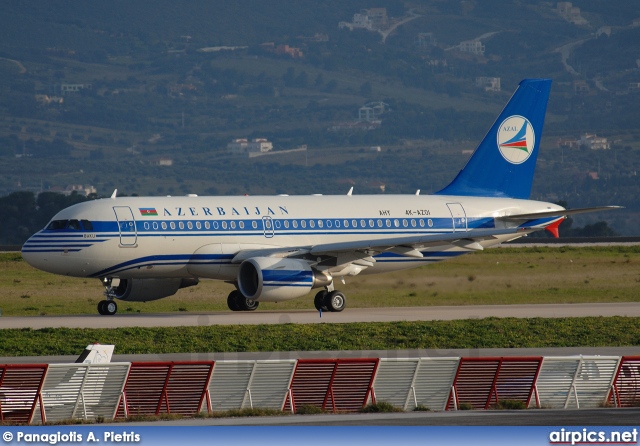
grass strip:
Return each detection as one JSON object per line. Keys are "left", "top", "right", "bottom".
{"left": 1, "top": 317, "right": 639, "bottom": 357}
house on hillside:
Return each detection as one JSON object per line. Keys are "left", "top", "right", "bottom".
{"left": 459, "top": 40, "right": 484, "bottom": 56}
{"left": 227, "top": 138, "right": 273, "bottom": 155}
{"left": 475, "top": 77, "right": 500, "bottom": 92}
{"left": 580, "top": 134, "right": 610, "bottom": 150}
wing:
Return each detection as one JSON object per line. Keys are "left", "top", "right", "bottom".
{"left": 230, "top": 205, "right": 621, "bottom": 275}
{"left": 232, "top": 226, "right": 534, "bottom": 268}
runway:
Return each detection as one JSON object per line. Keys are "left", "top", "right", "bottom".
{"left": 1, "top": 302, "right": 640, "bottom": 330}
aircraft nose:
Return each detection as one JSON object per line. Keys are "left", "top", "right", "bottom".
{"left": 21, "top": 233, "right": 54, "bottom": 273}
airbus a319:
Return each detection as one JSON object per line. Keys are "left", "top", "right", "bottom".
{"left": 21, "top": 79, "right": 619, "bottom": 315}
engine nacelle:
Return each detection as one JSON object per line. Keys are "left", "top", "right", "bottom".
{"left": 237, "top": 257, "right": 331, "bottom": 302}
{"left": 110, "top": 278, "right": 199, "bottom": 302}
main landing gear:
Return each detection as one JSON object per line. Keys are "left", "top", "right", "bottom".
{"left": 227, "top": 290, "right": 259, "bottom": 312}
{"left": 314, "top": 290, "right": 346, "bottom": 312}
{"left": 97, "top": 299, "right": 117, "bottom": 316}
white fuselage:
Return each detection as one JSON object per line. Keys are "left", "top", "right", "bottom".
{"left": 22, "top": 193, "right": 561, "bottom": 280}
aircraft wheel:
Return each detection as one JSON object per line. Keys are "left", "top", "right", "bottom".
{"left": 97, "top": 300, "right": 107, "bottom": 315}
{"left": 324, "top": 291, "right": 346, "bottom": 312}
{"left": 242, "top": 298, "right": 259, "bottom": 311}
{"left": 227, "top": 290, "right": 242, "bottom": 311}
{"left": 314, "top": 290, "right": 328, "bottom": 311}
{"left": 104, "top": 300, "right": 117, "bottom": 316}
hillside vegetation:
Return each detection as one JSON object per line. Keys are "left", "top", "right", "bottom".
{"left": 1, "top": 1, "right": 639, "bottom": 234}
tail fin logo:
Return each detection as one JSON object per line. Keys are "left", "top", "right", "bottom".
{"left": 497, "top": 115, "right": 535, "bottom": 165}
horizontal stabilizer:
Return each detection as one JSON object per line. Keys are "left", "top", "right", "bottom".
{"left": 498, "top": 206, "right": 623, "bottom": 221}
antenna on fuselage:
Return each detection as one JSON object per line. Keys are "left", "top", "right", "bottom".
{"left": 347, "top": 187, "right": 353, "bottom": 196}
{"left": 110, "top": 189, "right": 118, "bottom": 199}
{"left": 415, "top": 189, "right": 420, "bottom": 195}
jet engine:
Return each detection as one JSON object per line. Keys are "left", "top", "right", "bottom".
{"left": 237, "top": 257, "right": 331, "bottom": 302}
{"left": 109, "top": 278, "right": 199, "bottom": 302}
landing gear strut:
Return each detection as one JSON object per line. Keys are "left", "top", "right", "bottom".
{"left": 98, "top": 277, "right": 118, "bottom": 315}
{"left": 227, "top": 290, "right": 259, "bottom": 312}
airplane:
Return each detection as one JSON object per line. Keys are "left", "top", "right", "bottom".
{"left": 21, "top": 79, "right": 620, "bottom": 315}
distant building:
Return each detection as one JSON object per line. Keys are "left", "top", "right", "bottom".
{"left": 459, "top": 40, "right": 485, "bottom": 56}
{"left": 35, "top": 94, "right": 63, "bottom": 105}
{"left": 365, "top": 8, "right": 388, "bottom": 29}
{"left": 339, "top": 8, "right": 387, "bottom": 31}
{"left": 555, "top": 2, "right": 588, "bottom": 25}
{"left": 55, "top": 83, "right": 92, "bottom": 96}
{"left": 557, "top": 137, "right": 580, "bottom": 149}
{"left": 475, "top": 77, "right": 501, "bottom": 92}
{"left": 573, "top": 80, "right": 590, "bottom": 94}
{"left": 359, "top": 102, "right": 387, "bottom": 122}
{"left": 415, "top": 33, "right": 437, "bottom": 48}
{"left": 227, "top": 138, "right": 273, "bottom": 155}
{"left": 580, "top": 133, "right": 610, "bottom": 150}
{"left": 60, "top": 184, "right": 97, "bottom": 196}
{"left": 152, "top": 158, "right": 173, "bottom": 166}
{"left": 352, "top": 12, "right": 373, "bottom": 29}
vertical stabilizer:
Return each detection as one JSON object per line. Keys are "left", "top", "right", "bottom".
{"left": 435, "top": 79, "right": 551, "bottom": 199}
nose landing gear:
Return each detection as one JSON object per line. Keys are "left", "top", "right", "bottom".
{"left": 98, "top": 277, "right": 118, "bottom": 315}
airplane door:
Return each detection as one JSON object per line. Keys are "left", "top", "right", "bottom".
{"left": 447, "top": 203, "right": 468, "bottom": 232}
{"left": 113, "top": 206, "right": 138, "bottom": 246}
{"left": 262, "top": 216, "right": 274, "bottom": 238}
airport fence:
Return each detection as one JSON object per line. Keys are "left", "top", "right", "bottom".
{"left": 1, "top": 355, "right": 639, "bottom": 424}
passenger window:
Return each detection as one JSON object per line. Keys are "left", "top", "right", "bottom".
{"left": 300, "top": 220, "right": 306, "bottom": 228}
{"left": 81, "top": 220, "right": 94, "bottom": 231}
{"left": 187, "top": 222, "right": 193, "bottom": 230}
{"left": 67, "top": 219, "right": 81, "bottom": 230}
{"left": 310, "top": 220, "right": 315, "bottom": 228}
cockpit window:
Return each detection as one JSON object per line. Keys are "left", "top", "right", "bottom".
{"left": 46, "top": 219, "right": 94, "bottom": 231}
{"left": 46, "top": 220, "right": 68, "bottom": 230}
